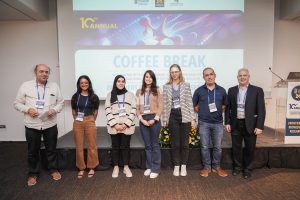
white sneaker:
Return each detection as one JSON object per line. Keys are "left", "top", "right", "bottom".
{"left": 180, "top": 165, "right": 187, "bottom": 176}
{"left": 173, "top": 166, "right": 180, "bottom": 176}
{"left": 144, "top": 169, "right": 151, "bottom": 176}
{"left": 123, "top": 165, "right": 133, "bottom": 177}
{"left": 112, "top": 166, "right": 119, "bottom": 178}
{"left": 150, "top": 172, "right": 159, "bottom": 179}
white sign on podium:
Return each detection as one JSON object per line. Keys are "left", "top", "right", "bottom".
{"left": 285, "top": 81, "right": 300, "bottom": 144}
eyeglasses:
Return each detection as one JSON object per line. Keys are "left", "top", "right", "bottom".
{"left": 171, "top": 71, "right": 180, "bottom": 74}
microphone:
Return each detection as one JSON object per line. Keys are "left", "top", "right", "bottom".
{"left": 268, "top": 67, "right": 285, "bottom": 82}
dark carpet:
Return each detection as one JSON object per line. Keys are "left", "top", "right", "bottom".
{"left": 0, "top": 142, "right": 300, "bottom": 200}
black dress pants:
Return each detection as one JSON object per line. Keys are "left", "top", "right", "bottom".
{"left": 25, "top": 125, "right": 58, "bottom": 177}
{"left": 231, "top": 119, "right": 257, "bottom": 171}
{"left": 110, "top": 134, "right": 131, "bottom": 166}
{"left": 168, "top": 108, "right": 191, "bottom": 166}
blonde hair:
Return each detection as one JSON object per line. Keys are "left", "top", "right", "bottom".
{"left": 166, "top": 64, "right": 185, "bottom": 84}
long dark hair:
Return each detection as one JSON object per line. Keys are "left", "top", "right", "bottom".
{"left": 110, "top": 75, "right": 128, "bottom": 103}
{"left": 76, "top": 75, "right": 95, "bottom": 96}
{"left": 141, "top": 70, "right": 158, "bottom": 96}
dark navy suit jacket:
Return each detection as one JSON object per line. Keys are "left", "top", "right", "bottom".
{"left": 225, "top": 84, "right": 266, "bottom": 134}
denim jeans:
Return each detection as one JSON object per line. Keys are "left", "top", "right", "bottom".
{"left": 140, "top": 114, "right": 161, "bottom": 173}
{"left": 199, "top": 121, "right": 224, "bottom": 170}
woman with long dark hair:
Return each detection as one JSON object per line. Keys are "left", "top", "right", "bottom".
{"left": 71, "top": 75, "right": 100, "bottom": 179}
{"left": 136, "top": 70, "right": 163, "bottom": 179}
{"left": 105, "top": 75, "right": 136, "bottom": 178}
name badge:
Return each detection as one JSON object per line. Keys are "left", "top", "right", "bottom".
{"left": 144, "top": 105, "right": 150, "bottom": 114}
{"left": 76, "top": 112, "right": 84, "bottom": 121}
{"left": 35, "top": 99, "right": 45, "bottom": 109}
{"left": 208, "top": 103, "right": 217, "bottom": 112}
{"left": 237, "top": 104, "right": 245, "bottom": 111}
{"left": 119, "top": 107, "right": 126, "bottom": 117}
{"left": 173, "top": 98, "right": 181, "bottom": 109}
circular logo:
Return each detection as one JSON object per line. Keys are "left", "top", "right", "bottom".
{"left": 291, "top": 86, "right": 300, "bottom": 101}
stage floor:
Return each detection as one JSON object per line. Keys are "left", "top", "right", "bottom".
{"left": 41, "top": 126, "right": 300, "bottom": 170}
{"left": 56, "top": 126, "right": 300, "bottom": 149}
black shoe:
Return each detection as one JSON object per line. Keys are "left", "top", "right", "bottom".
{"left": 232, "top": 169, "right": 241, "bottom": 176}
{"left": 95, "top": 165, "right": 110, "bottom": 171}
{"left": 243, "top": 171, "right": 251, "bottom": 179}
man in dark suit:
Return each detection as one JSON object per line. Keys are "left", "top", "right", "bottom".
{"left": 225, "top": 68, "right": 265, "bottom": 179}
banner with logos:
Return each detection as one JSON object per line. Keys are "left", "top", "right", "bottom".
{"left": 285, "top": 82, "right": 300, "bottom": 144}
{"left": 73, "top": 0, "right": 244, "bottom": 12}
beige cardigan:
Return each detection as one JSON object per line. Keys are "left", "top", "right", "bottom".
{"left": 136, "top": 88, "right": 163, "bottom": 121}
{"left": 105, "top": 91, "right": 136, "bottom": 135}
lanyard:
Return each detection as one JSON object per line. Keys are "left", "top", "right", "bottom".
{"left": 117, "top": 94, "right": 126, "bottom": 109}
{"left": 237, "top": 87, "right": 247, "bottom": 104}
{"left": 76, "top": 94, "right": 89, "bottom": 113}
{"left": 207, "top": 88, "right": 216, "bottom": 104}
{"left": 144, "top": 90, "right": 151, "bottom": 105}
{"left": 36, "top": 81, "right": 47, "bottom": 100}
{"left": 172, "top": 82, "right": 180, "bottom": 100}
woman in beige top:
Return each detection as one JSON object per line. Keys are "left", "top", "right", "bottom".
{"left": 136, "top": 70, "right": 163, "bottom": 179}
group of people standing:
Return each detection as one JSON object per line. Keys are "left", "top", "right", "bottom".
{"left": 14, "top": 63, "right": 265, "bottom": 186}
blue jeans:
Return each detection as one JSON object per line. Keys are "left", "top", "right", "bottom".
{"left": 140, "top": 114, "right": 161, "bottom": 173}
{"left": 199, "top": 121, "right": 224, "bottom": 170}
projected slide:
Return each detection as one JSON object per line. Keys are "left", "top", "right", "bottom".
{"left": 57, "top": 0, "right": 273, "bottom": 99}
{"left": 76, "top": 13, "right": 242, "bottom": 47}
{"left": 75, "top": 49, "right": 243, "bottom": 96}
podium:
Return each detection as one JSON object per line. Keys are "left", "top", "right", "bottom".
{"left": 284, "top": 72, "right": 300, "bottom": 144}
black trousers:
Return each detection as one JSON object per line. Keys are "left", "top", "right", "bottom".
{"left": 231, "top": 119, "right": 257, "bottom": 171}
{"left": 25, "top": 125, "right": 59, "bottom": 177}
{"left": 168, "top": 109, "right": 191, "bottom": 166}
{"left": 110, "top": 134, "right": 131, "bottom": 166}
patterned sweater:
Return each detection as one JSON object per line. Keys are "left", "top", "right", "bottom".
{"left": 162, "top": 82, "right": 196, "bottom": 123}
{"left": 105, "top": 91, "right": 136, "bottom": 135}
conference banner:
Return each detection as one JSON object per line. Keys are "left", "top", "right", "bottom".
{"left": 285, "top": 82, "right": 300, "bottom": 144}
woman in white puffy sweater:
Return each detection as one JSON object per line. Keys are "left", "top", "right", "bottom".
{"left": 105, "top": 75, "right": 136, "bottom": 178}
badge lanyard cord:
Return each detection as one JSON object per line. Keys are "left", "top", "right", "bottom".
{"left": 76, "top": 93, "right": 89, "bottom": 114}
{"left": 36, "top": 81, "right": 47, "bottom": 100}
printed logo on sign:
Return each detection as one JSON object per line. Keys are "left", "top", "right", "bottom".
{"left": 155, "top": 0, "right": 164, "bottom": 7}
{"left": 291, "top": 86, "right": 300, "bottom": 101}
{"left": 80, "top": 17, "right": 118, "bottom": 29}
{"left": 289, "top": 104, "right": 300, "bottom": 110}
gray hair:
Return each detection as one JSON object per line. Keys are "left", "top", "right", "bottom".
{"left": 202, "top": 67, "right": 215, "bottom": 76}
{"left": 237, "top": 68, "right": 249, "bottom": 76}
{"left": 34, "top": 64, "right": 51, "bottom": 74}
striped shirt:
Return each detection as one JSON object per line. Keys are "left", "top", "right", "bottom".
{"left": 105, "top": 91, "right": 136, "bottom": 135}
